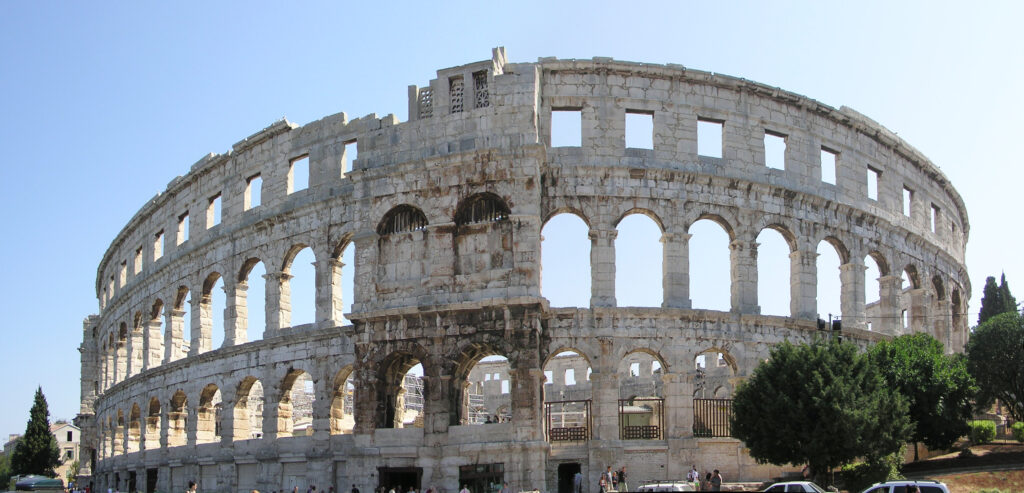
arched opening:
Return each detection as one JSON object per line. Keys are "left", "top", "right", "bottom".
{"left": 376, "top": 355, "right": 425, "bottom": 429}
{"left": 460, "top": 354, "right": 511, "bottom": 425}
{"left": 617, "top": 350, "right": 665, "bottom": 440}
{"left": 239, "top": 259, "right": 267, "bottom": 342}
{"left": 330, "top": 368, "right": 356, "bottom": 434}
{"left": 542, "top": 350, "right": 593, "bottom": 441}
{"left": 167, "top": 390, "right": 188, "bottom": 447}
{"left": 756, "top": 228, "right": 792, "bottom": 316}
{"left": 334, "top": 242, "right": 355, "bottom": 325}
{"left": 127, "top": 404, "right": 141, "bottom": 453}
{"left": 173, "top": 287, "right": 192, "bottom": 358}
{"left": 196, "top": 384, "right": 222, "bottom": 444}
{"left": 693, "top": 348, "right": 738, "bottom": 438}
{"left": 902, "top": 266, "right": 919, "bottom": 332}
{"left": 816, "top": 240, "right": 844, "bottom": 319}
{"left": 116, "top": 323, "right": 128, "bottom": 383}
{"left": 149, "top": 300, "right": 164, "bottom": 368}
{"left": 689, "top": 219, "right": 731, "bottom": 311}
{"left": 279, "top": 370, "right": 315, "bottom": 437}
{"left": 377, "top": 205, "right": 429, "bottom": 285}
{"left": 114, "top": 410, "right": 124, "bottom": 455}
{"left": 130, "top": 313, "right": 144, "bottom": 377}
{"left": 951, "top": 288, "right": 964, "bottom": 349}
{"left": 541, "top": 213, "right": 590, "bottom": 307}
{"left": 233, "top": 377, "right": 264, "bottom": 440}
{"left": 145, "top": 397, "right": 161, "bottom": 446}
{"left": 283, "top": 247, "right": 316, "bottom": 328}
{"left": 202, "top": 273, "right": 226, "bottom": 350}
{"left": 615, "top": 213, "right": 663, "bottom": 307}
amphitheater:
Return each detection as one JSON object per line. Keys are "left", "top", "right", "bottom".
{"left": 77, "top": 48, "right": 971, "bottom": 493}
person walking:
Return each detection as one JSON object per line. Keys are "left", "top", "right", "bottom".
{"left": 617, "top": 467, "right": 628, "bottom": 492}
{"left": 187, "top": 481, "right": 197, "bottom": 493}
{"left": 710, "top": 470, "right": 722, "bottom": 492}
{"left": 459, "top": 485, "right": 470, "bottom": 493}
{"left": 573, "top": 471, "right": 583, "bottom": 493}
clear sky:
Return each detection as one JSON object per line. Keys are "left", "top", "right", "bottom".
{"left": 1, "top": 1, "right": 1022, "bottom": 440}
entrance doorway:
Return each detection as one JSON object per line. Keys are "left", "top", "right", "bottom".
{"left": 557, "top": 463, "right": 581, "bottom": 493}
{"left": 146, "top": 469, "right": 158, "bottom": 493}
{"left": 458, "top": 463, "right": 504, "bottom": 493}
{"left": 378, "top": 467, "right": 422, "bottom": 493}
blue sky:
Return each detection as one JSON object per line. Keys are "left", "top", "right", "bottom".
{"left": 1, "top": 1, "right": 1021, "bottom": 439}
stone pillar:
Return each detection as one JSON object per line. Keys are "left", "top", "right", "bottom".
{"left": 840, "top": 258, "right": 867, "bottom": 329}
{"left": 662, "top": 232, "right": 692, "bottom": 309}
{"left": 264, "top": 272, "right": 292, "bottom": 333}
{"left": 351, "top": 232, "right": 379, "bottom": 314}
{"left": 511, "top": 367, "right": 544, "bottom": 441}
{"left": 225, "top": 281, "right": 246, "bottom": 346}
{"left": 351, "top": 367, "right": 376, "bottom": 435}
{"left": 315, "top": 257, "right": 345, "bottom": 328}
{"left": 909, "top": 288, "right": 931, "bottom": 333}
{"left": 185, "top": 406, "right": 199, "bottom": 446}
{"left": 589, "top": 228, "right": 617, "bottom": 307}
{"left": 144, "top": 319, "right": 163, "bottom": 370}
{"left": 878, "top": 275, "right": 903, "bottom": 335}
{"left": 790, "top": 248, "right": 817, "bottom": 319}
{"left": 190, "top": 290, "right": 211, "bottom": 356}
{"left": 730, "top": 239, "right": 760, "bottom": 314}
{"left": 933, "top": 299, "right": 952, "bottom": 350}
{"left": 115, "top": 340, "right": 127, "bottom": 383}
{"left": 159, "top": 402, "right": 170, "bottom": 449}
{"left": 588, "top": 371, "right": 619, "bottom": 441}
{"left": 662, "top": 372, "right": 690, "bottom": 438}
{"left": 165, "top": 308, "right": 185, "bottom": 363}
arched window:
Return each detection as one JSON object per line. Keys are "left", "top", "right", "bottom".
{"left": 378, "top": 205, "right": 428, "bottom": 235}
{"left": 541, "top": 213, "right": 590, "bottom": 307}
{"left": 615, "top": 213, "right": 663, "bottom": 307}
{"left": 455, "top": 193, "right": 510, "bottom": 225}
{"left": 689, "top": 219, "right": 731, "bottom": 311}
{"left": 757, "top": 228, "right": 792, "bottom": 316}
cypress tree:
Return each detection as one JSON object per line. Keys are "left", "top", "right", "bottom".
{"left": 10, "top": 387, "right": 61, "bottom": 477}
{"left": 999, "top": 273, "right": 1017, "bottom": 315}
{"left": 979, "top": 276, "right": 1001, "bottom": 325}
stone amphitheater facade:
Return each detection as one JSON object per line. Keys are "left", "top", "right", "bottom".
{"left": 77, "top": 48, "right": 971, "bottom": 493}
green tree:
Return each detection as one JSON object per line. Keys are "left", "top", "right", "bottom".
{"left": 731, "top": 338, "right": 910, "bottom": 485}
{"left": 1000, "top": 273, "right": 1018, "bottom": 316}
{"left": 869, "top": 333, "right": 977, "bottom": 459}
{"left": 966, "top": 312, "right": 1024, "bottom": 422}
{"left": 10, "top": 387, "right": 61, "bottom": 477}
{"left": 0, "top": 452, "right": 12, "bottom": 488}
{"left": 978, "top": 274, "right": 1018, "bottom": 325}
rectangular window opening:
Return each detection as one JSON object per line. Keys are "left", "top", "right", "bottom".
{"left": 764, "top": 131, "right": 786, "bottom": 170}
{"left": 133, "top": 247, "right": 143, "bottom": 275}
{"left": 290, "top": 155, "right": 309, "bottom": 194}
{"left": 820, "top": 147, "right": 838, "bottom": 185}
{"left": 208, "top": 193, "right": 222, "bottom": 228}
{"left": 625, "top": 110, "right": 654, "bottom": 150}
{"left": 544, "top": 370, "right": 553, "bottom": 385}
{"left": 565, "top": 368, "right": 576, "bottom": 386}
{"left": 245, "top": 174, "right": 262, "bottom": 210}
{"left": 697, "top": 118, "right": 724, "bottom": 158}
{"left": 903, "top": 187, "right": 913, "bottom": 217}
{"left": 629, "top": 362, "right": 640, "bottom": 377}
{"left": 154, "top": 231, "right": 164, "bottom": 261}
{"left": 500, "top": 380, "right": 509, "bottom": 394}
{"left": 867, "top": 166, "right": 880, "bottom": 201}
{"left": 177, "top": 212, "right": 189, "bottom": 245}
{"left": 551, "top": 109, "right": 582, "bottom": 147}
{"left": 343, "top": 140, "right": 358, "bottom": 174}
{"left": 119, "top": 261, "right": 127, "bottom": 288}
{"left": 449, "top": 76, "right": 464, "bottom": 114}
{"left": 484, "top": 374, "right": 491, "bottom": 381}
{"left": 931, "top": 204, "right": 940, "bottom": 233}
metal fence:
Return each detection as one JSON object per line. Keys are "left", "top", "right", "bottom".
{"left": 692, "top": 398, "right": 733, "bottom": 437}
{"left": 619, "top": 397, "right": 664, "bottom": 440}
{"left": 545, "top": 399, "right": 592, "bottom": 442}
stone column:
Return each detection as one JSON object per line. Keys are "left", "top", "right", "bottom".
{"left": 588, "top": 371, "right": 619, "bottom": 441}
{"left": 661, "top": 372, "right": 690, "bottom": 438}
{"left": 840, "top": 258, "right": 867, "bottom": 329}
{"left": 933, "top": 299, "right": 952, "bottom": 350}
{"left": 351, "top": 367, "right": 376, "bottom": 435}
{"left": 129, "top": 327, "right": 144, "bottom": 377}
{"left": 511, "top": 367, "right": 544, "bottom": 441}
{"left": 263, "top": 272, "right": 292, "bottom": 334}
{"left": 185, "top": 406, "right": 199, "bottom": 446}
{"left": 662, "top": 232, "right": 692, "bottom": 309}
{"left": 115, "top": 340, "right": 127, "bottom": 383}
{"left": 352, "top": 232, "right": 379, "bottom": 314}
{"left": 315, "top": 257, "right": 345, "bottom": 328}
{"left": 224, "top": 281, "right": 246, "bottom": 346}
{"left": 589, "top": 228, "right": 617, "bottom": 307}
{"left": 878, "top": 275, "right": 903, "bottom": 335}
{"left": 790, "top": 248, "right": 817, "bottom": 319}
{"left": 144, "top": 318, "right": 163, "bottom": 370}
{"left": 909, "top": 288, "right": 931, "bottom": 333}
{"left": 730, "top": 239, "right": 760, "bottom": 314}
{"left": 165, "top": 308, "right": 185, "bottom": 363}
{"left": 190, "top": 291, "right": 211, "bottom": 356}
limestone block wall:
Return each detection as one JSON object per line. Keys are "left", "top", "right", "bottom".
{"left": 78, "top": 48, "right": 969, "bottom": 493}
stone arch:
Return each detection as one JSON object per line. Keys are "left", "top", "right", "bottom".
{"left": 542, "top": 207, "right": 591, "bottom": 229}
{"left": 617, "top": 348, "right": 667, "bottom": 397}
{"left": 816, "top": 237, "right": 847, "bottom": 319}
{"left": 197, "top": 383, "right": 222, "bottom": 444}
{"left": 688, "top": 216, "right": 733, "bottom": 311}
{"left": 278, "top": 368, "right": 316, "bottom": 437}
{"left": 541, "top": 212, "right": 591, "bottom": 307}
{"left": 751, "top": 218, "right": 799, "bottom": 252}
{"left": 903, "top": 264, "right": 921, "bottom": 290}
{"left": 376, "top": 205, "right": 430, "bottom": 286}
{"left": 687, "top": 212, "right": 737, "bottom": 240}
{"left": 233, "top": 376, "right": 264, "bottom": 441}
{"left": 453, "top": 192, "right": 513, "bottom": 277}
{"left": 757, "top": 226, "right": 794, "bottom": 317}
{"left": 373, "top": 350, "right": 429, "bottom": 429}
{"left": 612, "top": 207, "right": 666, "bottom": 232}
{"left": 115, "top": 322, "right": 128, "bottom": 383}
{"left": 200, "top": 272, "right": 225, "bottom": 351}
{"left": 615, "top": 211, "right": 664, "bottom": 307}
{"left": 541, "top": 348, "right": 593, "bottom": 438}
{"left": 281, "top": 244, "right": 316, "bottom": 328}
{"left": 114, "top": 409, "right": 125, "bottom": 456}
{"left": 127, "top": 403, "right": 141, "bottom": 453}
{"left": 329, "top": 235, "right": 356, "bottom": 326}
{"left": 693, "top": 347, "right": 739, "bottom": 398}
{"left": 167, "top": 390, "right": 187, "bottom": 447}
{"left": 145, "top": 397, "right": 161, "bottom": 446}
{"left": 865, "top": 250, "right": 890, "bottom": 277}
{"left": 237, "top": 257, "right": 267, "bottom": 342}
{"left": 330, "top": 366, "right": 356, "bottom": 434}
{"left": 454, "top": 192, "right": 511, "bottom": 225}
{"left": 447, "top": 339, "right": 515, "bottom": 425}
{"left": 377, "top": 204, "right": 428, "bottom": 235}
{"left": 932, "top": 275, "right": 945, "bottom": 301}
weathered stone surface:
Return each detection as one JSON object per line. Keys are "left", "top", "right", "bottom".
{"left": 78, "top": 48, "right": 969, "bottom": 493}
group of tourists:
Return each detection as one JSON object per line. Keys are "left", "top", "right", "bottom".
{"left": 686, "top": 466, "right": 723, "bottom": 492}
{"left": 590, "top": 466, "right": 627, "bottom": 493}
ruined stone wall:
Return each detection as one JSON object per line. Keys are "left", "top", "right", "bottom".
{"left": 79, "top": 48, "right": 969, "bottom": 493}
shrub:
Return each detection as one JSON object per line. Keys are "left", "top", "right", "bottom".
{"left": 1012, "top": 421, "right": 1024, "bottom": 442}
{"left": 839, "top": 450, "right": 903, "bottom": 493}
{"left": 969, "top": 420, "right": 996, "bottom": 444}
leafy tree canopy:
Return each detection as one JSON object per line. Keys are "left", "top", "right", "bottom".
{"left": 731, "top": 338, "right": 910, "bottom": 483}
{"left": 10, "top": 387, "right": 61, "bottom": 478}
{"left": 967, "top": 312, "right": 1024, "bottom": 422}
{"left": 869, "top": 333, "right": 977, "bottom": 454}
